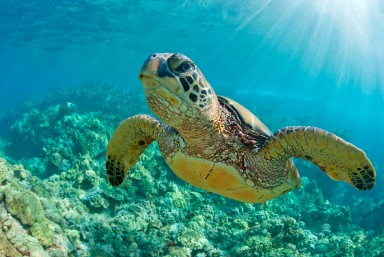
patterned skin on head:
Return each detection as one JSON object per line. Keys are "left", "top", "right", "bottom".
{"left": 139, "top": 53, "right": 220, "bottom": 146}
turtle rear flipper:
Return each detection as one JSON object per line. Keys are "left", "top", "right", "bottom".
{"left": 106, "top": 114, "right": 167, "bottom": 186}
{"left": 261, "top": 126, "right": 376, "bottom": 190}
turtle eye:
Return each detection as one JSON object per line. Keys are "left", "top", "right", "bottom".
{"left": 174, "top": 61, "right": 194, "bottom": 73}
{"left": 168, "top": 54, "right": 195, "bottom": 74}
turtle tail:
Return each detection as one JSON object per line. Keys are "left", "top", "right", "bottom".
{"left": 106, "top": 114, "right": 164, "bottom": 186}
{"left": 261, "top": 126, "right": 376, "bottom": 190}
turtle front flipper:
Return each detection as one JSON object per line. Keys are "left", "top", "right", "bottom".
{"left": 261, "top": 126, "right": 376, "bottom": 190}
{"left": 106, "top": 114, "right": 169, "bottom": 186}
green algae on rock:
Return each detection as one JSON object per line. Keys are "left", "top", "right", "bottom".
{"left": 2, "top": 185, "right": 56, "bottom": 246}
{"left": 0, "top": 158, "right": 87, "bottom": 256}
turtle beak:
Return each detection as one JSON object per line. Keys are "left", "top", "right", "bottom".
{"left": 139, "top": 53, "right": 178, "bottom": 90}
{"left": 139, "top": 53, "right": 174, "bottom": 79}
{"left": 139, "top": 54, "right": 161, "bottom": 89}
{"left": 140, "top": 54, "right": 161, "bottom": 78}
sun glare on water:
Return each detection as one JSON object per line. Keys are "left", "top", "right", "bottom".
{"left": 313, "top": 0, "right": 384, "bottom": 93}
{"left": 241, "top": 0, "right": 384, "bottom": 95}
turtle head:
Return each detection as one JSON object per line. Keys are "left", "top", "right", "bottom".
{"left": 139, "top": 53, "right": 219, "bottom": 130}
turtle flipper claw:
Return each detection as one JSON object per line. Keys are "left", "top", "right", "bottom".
{"left": 106, "top": 114, "right": 164, "bottom": 186}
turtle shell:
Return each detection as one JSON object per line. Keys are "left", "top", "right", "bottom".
{"left": 218, "top": 96, "right": 272, "bottom": 137}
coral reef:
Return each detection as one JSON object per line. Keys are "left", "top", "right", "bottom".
{"left": 0, "top": 82, "right": 383, "bottom": 256}
{"left": 0, "top": 158, "right": 87, "bottom": 257}
{"left": 7, "top": 82, "right": 149, "bottom": 178}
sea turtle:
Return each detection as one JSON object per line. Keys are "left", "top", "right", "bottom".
{"left": 105, "top": 53, "right": 376, "bottom": 203}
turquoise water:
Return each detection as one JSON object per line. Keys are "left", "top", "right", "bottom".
{"left": 0, "top": 1, "right": 383, "bottom": 256}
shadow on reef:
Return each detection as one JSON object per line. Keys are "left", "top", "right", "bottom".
{"left": 0, "top": 81, "right": 383, "bottom": 257}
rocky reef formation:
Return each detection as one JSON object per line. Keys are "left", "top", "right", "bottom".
{"left": 0, "top": 82, "right": 383, "bottom": 257}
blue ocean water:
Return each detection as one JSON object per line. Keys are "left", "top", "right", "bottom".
{"left": 0, "top": 1, "right": 384, "bottom": 256}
